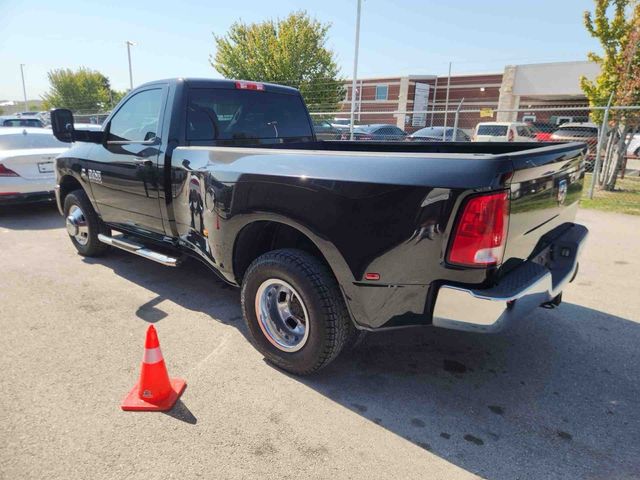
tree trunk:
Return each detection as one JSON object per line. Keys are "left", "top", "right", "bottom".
{"left": 603, "top": 124, "right": 631, "bottom": 191}
{"left": 599, "top": 122, "right": 618, "bottom": 186}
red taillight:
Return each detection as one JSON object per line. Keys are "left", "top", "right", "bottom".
{"left": 0, "top": 164, "right": 19, "bottom": 177}
{"left": 235, "top": 81, "right": 265, "bottom": 91}
{"left": 508, "top": 129, "right": 514, "bottom": 142}
{"left": 448, "top": 191, "right": 509, "bottom": 267}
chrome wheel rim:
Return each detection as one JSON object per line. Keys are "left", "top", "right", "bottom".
{"left": 66, "top": 204, "right": 89, "bottom": 246}
{"left": 255, "top": 279, "right": 309, "bottom": 352}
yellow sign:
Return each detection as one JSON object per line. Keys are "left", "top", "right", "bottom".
{"left": 480, "top": 108, "right": 494, "bottom": 118}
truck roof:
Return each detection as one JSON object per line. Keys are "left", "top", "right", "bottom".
{"left": 135, "top": 78, "right": 301, "bottom": 95}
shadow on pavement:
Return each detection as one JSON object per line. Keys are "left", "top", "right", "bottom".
{"left": 0, "top": 202, "right": 61, "bottom": 230}
{"left": 82, "top": 250, "right": 244, "bottom": 330}
{"left": 294, "top": 303, "right": 640, "bottom": 479}
{"left": 83, "top": 246, "right": 639, "bottom": 479}
{"left": 164, "top": 398, "right": 198, "bottom": 425}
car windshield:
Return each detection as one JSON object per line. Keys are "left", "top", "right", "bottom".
{"left": 2, "top": 119, "right": 42, "bottom": 127}
{"left": 0, "top": 133, "right": 67, "bottom": 150}
{"left": 555, "top": 127, "right": 598, "bottom": 137}
{"left": 187, "top": 88, "right": 313, "bottom": 144}
{"left": 477, "top": 125, "right": 508, "bottom": 136}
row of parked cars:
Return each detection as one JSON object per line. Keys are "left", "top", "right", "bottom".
{"left": 314, "top": 117, "right": 600, "bottom": 144}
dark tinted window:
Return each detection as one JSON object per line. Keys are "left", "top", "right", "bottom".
{"left": 516, "top": 126, "right": 535, "bottom": 137}
{"left": 187, "top": 88, "right": 313, "bottom": 144}
{"left": 2, "top": 119, "right": 43, "bottom": 127}
{"left": 477, "top": 125, "right": 508, "bottom": 136}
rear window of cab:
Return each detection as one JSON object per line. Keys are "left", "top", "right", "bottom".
{"left": 186, "top": 88, "right": 313, "bottom": 145}
{"left": 477, "top": 125, "right": 508, "bottom": 136}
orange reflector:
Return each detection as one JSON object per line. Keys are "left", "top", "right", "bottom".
{"left": 364, "top": 272, "right": 380, "bottom": 281}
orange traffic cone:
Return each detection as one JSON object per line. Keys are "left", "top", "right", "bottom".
{"left": 121, "top": 325, "right": 186, "bottom": 411}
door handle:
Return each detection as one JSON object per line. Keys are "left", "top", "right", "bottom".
{"left": 134, "top": 157, "right": 153, "bottom": 166}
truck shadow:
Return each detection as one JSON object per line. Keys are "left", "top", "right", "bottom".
{"left": 0, "top": 202, "right": 61, "bottom": 230}
{"left": 83, "top": 252, "right": 639, "bottom": 478}
{"left": 82, "top": 250, "right": 244, "bottom": 328}
{"left": 295, "top": 303, "right": 640, "bottom": 479}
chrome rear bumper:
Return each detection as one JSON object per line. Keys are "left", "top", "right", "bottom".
{"left": 433, "top": 223, "right": 588, "bottom": 333}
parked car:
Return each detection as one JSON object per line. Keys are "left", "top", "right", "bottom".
{"left": 626, "top": 132, "right": 640, "bottom": 158}
{"left": 409, "top": 126, "right": 470, "bottom": 142}
{"left": 0, "top": 128, "right": 69, "bottom": 204}
{"left": 340, "top": 124, "right": 407, "bottom": 141}
{"left": 330, "top": 118, "right": 351, "bottom": 130}
{"left": 312, "top": 120, "right": 340, "bottom": 140}
{"left": 550, "top": 123, "right": 599, "bottom": 171}
{"left": 473, "top": 122, "right": 537, "bottom": 142}
{"left": 527, "top": 122, "right": 556, "bottom": 141}
{"left": 51, "top": 78, "right": 588, "bottom": 376}
{"left": 0, "top": 116, "right": 45, "bottom": 128}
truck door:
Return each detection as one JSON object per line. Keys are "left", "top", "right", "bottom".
{"left": 87, "top": 86, "right": 167, "bottom": 234}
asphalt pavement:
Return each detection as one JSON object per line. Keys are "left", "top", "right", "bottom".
{"left": 0, "top": 204, "right": 638, "bottom": 480}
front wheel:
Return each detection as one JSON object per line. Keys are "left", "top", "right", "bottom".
{"left": 63, "top": 189, "right": 110, "bottom": 257}
{"left": 241, "top": 249, "right": 352, "bottom": 375}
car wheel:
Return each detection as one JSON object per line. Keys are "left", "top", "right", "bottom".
{"left": 241, "top": 248, "right": 351, "bottom": 375}
{"left": 63, "top": 189, "right": 110, "bottom": 257}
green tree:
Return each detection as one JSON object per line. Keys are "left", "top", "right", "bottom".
{"left": 581, "top": 0, "right": 640, "bottom": 190}
{"left": 42, "top": 67, "right": 122, "bottom": 113}
{"left": 210, "top": 11, "right": 344, "bottom": 112}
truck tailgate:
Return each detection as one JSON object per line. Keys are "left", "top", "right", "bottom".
{"left": 504, "top": 142, "right": 587, "bottom": 262}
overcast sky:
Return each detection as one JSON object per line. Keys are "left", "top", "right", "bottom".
{"left": 0, "top": 0, "right": 601, "bottom": 100}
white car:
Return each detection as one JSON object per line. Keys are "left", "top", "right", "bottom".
{"left": 473, "top": 122, "right": 538, "bottom": 142}
{"left": 330, "top": 118, "right": 352, "bottom": 130}
{"left": 0, "top": 128, "right": 69, "bottom": 204}
{"left": 626, "top": 133, "right": 640, "bottom": 158}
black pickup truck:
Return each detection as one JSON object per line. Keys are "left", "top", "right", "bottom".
{"left": 51, "top": 78, "right": 588, "bottom": 375}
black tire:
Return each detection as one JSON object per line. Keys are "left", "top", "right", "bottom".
{"left": 63, "top": 189, "right": 110, "bottom": 257}
{"left": 241, "top": 248, "right": 352, "bottom": 375}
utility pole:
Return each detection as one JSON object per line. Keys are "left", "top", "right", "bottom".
{"left": 442, "top": 61, "right": 452, "bottom": 136}
{"left": 126, "top": 41, "right": 136, "bottom": 90}
{"left": 20, "top": 64, "right": 28, "bottom": 112}
{"left": 349, "top": 0, "right": 362, "bottom": 141}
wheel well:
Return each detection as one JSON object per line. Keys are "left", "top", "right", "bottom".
{"left": 233, "top": 221, "right": 330, "bottom": 283}
{"left": 59, "top": 175, "right": 83, "bottom": 208}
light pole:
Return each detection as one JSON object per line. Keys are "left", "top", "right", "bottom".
{"left": 442, "top": 61, "right": 452, "bottom": 140}
{"left": 126, "top": 41, "right": 136, "bottom": 90}
{"left": 349, "top": 0, "right": 362, "bottom": 141}
{"left": 20, "top": 64, "right": 28, "bottom": 112}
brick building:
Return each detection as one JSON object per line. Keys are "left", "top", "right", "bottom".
{"left": 337, "top": 61, "right": 599, "bottom": 133}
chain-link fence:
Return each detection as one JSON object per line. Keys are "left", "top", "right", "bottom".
{"left": 65, "top": 88, "right": 640, "bottom": 215}
{"left": 308, "top": 101, "right": 640, "bottom": 215}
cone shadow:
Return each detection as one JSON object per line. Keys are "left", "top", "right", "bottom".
{"left": 162, "top": 398, "right": 197, "bottom": 425}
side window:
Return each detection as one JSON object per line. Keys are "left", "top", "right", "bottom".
{"left": 375, "top": 85, "right": 388, "bottom": 101}
{"left": 108, "top": 89, "right": 163, "bottom": 142}
{"left": 517, "top": 126, "right": 534, "bottom": 137}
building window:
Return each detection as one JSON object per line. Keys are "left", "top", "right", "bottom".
{"left": 375, "top": 84, "right": 388, "bottom": 101}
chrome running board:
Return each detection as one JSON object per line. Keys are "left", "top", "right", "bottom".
{"left": 97, "top": 233, "right": 180, "bottom": 267}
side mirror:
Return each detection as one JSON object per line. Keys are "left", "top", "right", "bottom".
{"left": 50, "top": 108, "right": 75, "bottom": 143}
